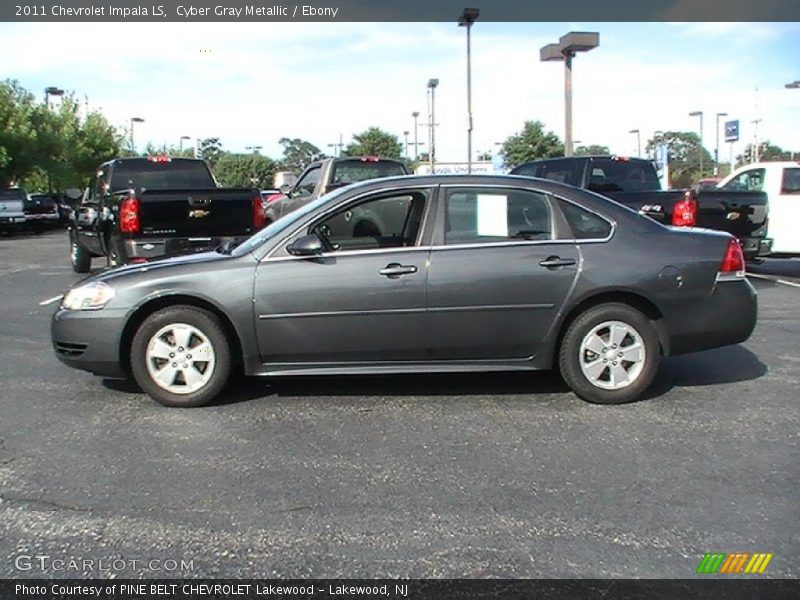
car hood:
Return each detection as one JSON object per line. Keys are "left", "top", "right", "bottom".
{"left": 92, "top": 249, "right": 242, "bottom": 284}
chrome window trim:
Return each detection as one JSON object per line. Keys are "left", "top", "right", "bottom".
{"left": 546, "top": 192, "right": 616, "bottom": 244}
{"left": 263, "top": 245, "right": 433, "bottom": 263}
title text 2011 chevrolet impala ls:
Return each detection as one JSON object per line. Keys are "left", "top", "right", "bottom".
{"left": 52, "top": 175, "right": 757, "bottom": 407}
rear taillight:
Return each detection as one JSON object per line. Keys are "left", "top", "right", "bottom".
{"left": 119, "top": 197, "right": 140, "bottom": 233}
{"left": 672, "top": 191, "right": 697, "bottom": 227}
{"left": 252, "top": 195, "right": 265, "bottom": 229}
{"left": 719, "top": 238, "right": 745, "bottom": 278}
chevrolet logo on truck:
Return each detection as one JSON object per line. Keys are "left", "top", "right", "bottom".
{"left": 189, "top": 209, "right": 210, "bottom": 219}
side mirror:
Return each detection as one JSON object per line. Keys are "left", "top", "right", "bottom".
{"left": 286, "top": 233, "right": 324, "bottom": 256}
{"left": 279, "top": 184, "right": 292, "bottom": 195}
{"left": 65, "top": 188, "right": 82, "bottom": 201}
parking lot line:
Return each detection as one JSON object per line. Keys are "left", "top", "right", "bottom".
{"left": 748, "top": 273, "right": 800, "bottom": 288}
{"left": 38, "top": 295, "right": 64, "bottom": 306}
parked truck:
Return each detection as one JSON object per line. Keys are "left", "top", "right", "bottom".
{"left": 717, "top": 161, "right": 800, "bottom": 256}
{"left": 510, "top": 156, "right": 772, "bottom": 259}
{"left": 69, "top": 156, "right": 264, "bottom": 272}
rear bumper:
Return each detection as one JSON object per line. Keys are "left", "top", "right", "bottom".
{"left": 667, "top": 278, "right": 757, "bottom": 356}
{"left": 51, "top": 307, "right": 128, "bottom": 379}
{"left": 0, "top": 215, "right": 26, "bottom": 230}
{"left": 741, "top": 236, "right": 772, "bottom": 260}
{"left": 120, "top": 236, "right": 250, "bottom": 263}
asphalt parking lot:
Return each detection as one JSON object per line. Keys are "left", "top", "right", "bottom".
{"left": 0, "top": 229, "right": 798, "bottom": 579}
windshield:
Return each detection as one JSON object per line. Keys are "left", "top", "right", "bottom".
{"left": 230, "top": 186, "right": 352, "bottom": 257}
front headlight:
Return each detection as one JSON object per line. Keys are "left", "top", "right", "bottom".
{"left": 61, "top": 281, "right": 116, "bottom": 311}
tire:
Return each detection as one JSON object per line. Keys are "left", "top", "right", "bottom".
{"left": 130, "top": 306, "right": 232, "bottom": 407}
{"left": 69, "top": 232, "right": 92, "bottom": 273}
{"left": 558, "top": 303, "right": 660, "bottom": 405}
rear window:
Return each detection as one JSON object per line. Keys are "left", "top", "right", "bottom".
{"left": 109, "top": 159, "right": 215, "bottom": 191}
{"left": 512, "top": 160, "right": 582, "bottom": 187}
{"left": 25, "top": 194, "right": 57, "bottom": 208}
{"left": 0, "top": 189, "right": 27, "bottom": 201}
{"left": 330, "top": 160, "right": 408, "bottom": 187}
{"left": 586, "top": 159, "right": 661, "bottom": 193}
{"left": 781, "top": 168, "right": 800, "bottom": 194}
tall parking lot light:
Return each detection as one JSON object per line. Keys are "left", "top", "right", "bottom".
{"left": 44, "top": 86, "right": 64, "bottom": 110}
{"left": 179, "top": 135, "right": 191, "bottom": 153}
{"left": 540, "top": 31, "right": 599, "bottom": 157}
{"left": 714, "top": 112, "right": 728, "bottom": 176}
{"left": 459, "top": 7, "right": 479, "bottom": 174}
{"left": 411, "top": 111, "right": 421, "bottom": 160}
{"left": 427, "top": 78, "right": 439, "bottom": 172}
{"left": 130, "top": 117, "right": 144, "bottom": 155}
{"left": 629, "top": 129, "right": 641, "bottom": 157}
{"left": 689, "top": 111, "right": 704, "bottom": 175}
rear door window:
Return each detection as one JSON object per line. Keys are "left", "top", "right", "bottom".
{"left": 781, "top": 168, "right": 800, "bottom": 194}
{"left": 444, "top": 188, "right": 552, "bottom": 245}
{"left": 557, "top": 199, "right": 613, "bottom": 240}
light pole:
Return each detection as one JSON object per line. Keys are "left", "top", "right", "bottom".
{"left": 689, "top": 111, "right": 704, "bottom": 175}
{"left": 130, "top": 117, "right": 144, "bottom": 155}
{"left": 427, "top": 78, "right": 439, "bottom": 172}
{"left": 540, "top": 31, "right": 599, "bottom": 157}
{"left": 44, "top": 86, "right": 64, "bottom": 110}
{"left": 629, "top": 129, "right": 641, "bottom": 158}
{"left": 411, "top": 111, "right": 421, "bottom": 160}
{"left": 179, "top": 135, "right": 191, "bottom": 154}
{"left": 714, "top": 112, "right": 727, "bottom": 176}
{"left": 459, "top": 7, "right": 479, "bottom": 173}
{"left": 403, "top": 131, "right": 410, "bottom": 158}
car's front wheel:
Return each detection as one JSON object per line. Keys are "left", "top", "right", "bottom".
{"left": 131, "top": 306, "right": 231, "bottom": 407}
{"left": 559, "top": 303, "right": 660, "bottom": 405}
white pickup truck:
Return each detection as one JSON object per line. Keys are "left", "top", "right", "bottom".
{"left": 0, "top": 188, "right": 27, "bottom": 235}
{"left": 718, "top": 161, "right": 800, "bottom": 256}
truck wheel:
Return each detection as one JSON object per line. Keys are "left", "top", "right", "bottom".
{"left": 130, "top": 306, "right": 231, "bottom": 407}
{"left": 70, "top": 232, "right": 92, "bottom": 273}
{"left": 558, "top": 303, "right": 660, "bottom": 405}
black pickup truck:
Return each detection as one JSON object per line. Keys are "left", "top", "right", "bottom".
{"left": 264, "top": 156, "right": 409, "bottom": 224}
{"left": 511, "top": 156, "right": 772, "bottom": 259}
{"left": 69, "top": 157, "right": 263, "bottom": 272}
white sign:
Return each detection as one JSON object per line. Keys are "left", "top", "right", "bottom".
{"left": 476, "top": 194, "right": 508, "bottom": 237}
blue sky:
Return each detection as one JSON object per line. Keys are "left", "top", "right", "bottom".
{"left": 2, "top": 21, "right": 799, "bottom": 163}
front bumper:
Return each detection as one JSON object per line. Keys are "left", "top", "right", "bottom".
{"left": 667, "top": 278, "right": 757, "bottom": 356}
{"left": 51, "top": 307, "right": 129, "bottom": 378}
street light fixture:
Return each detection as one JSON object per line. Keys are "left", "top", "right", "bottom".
{"left": 714, "top": 112, "right": 728, "bottom": 176}
{"left": 427, "top": 78, "right": 439, "bottom": 172}
{"left": 629, "top": 129, "right": 641, "bottom": 158}
{"left": 245, "top": 145, "right": 263, "bottom": 154}
{"left": 458, "top": 7, "right": 479, "bottom": 173}
{"left": 540, "top": 31, "right": 599, "bottom": 157}
{"left": 689, "top": 111, "right": 704, "bottom": 175}
{"left": 403, "top": 130, "right": 410, "bottom": 158}
{"left": 179, "top": 135, "right": 191, "bottom": 153}
{"left": 44, "top": 86, "right": 64, "bottom": 110}
{"left": 129, "top": 117, "right": 144, "bottom": 154}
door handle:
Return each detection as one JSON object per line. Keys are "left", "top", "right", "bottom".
{"left": 379, "top": 263, "right": 418, "bottom": 278}
{"left": 539, "top": 256, "right": 576, "bottom": 268}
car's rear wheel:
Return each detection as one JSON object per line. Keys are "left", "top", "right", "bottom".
{"left": 131, "top": 306, "right": 231, "bottom": 407}
{"left": 69, "top": 231, "right": 92, "bottom": 273}
{"left": 559, "top": 303, "right": 660, "bottom": 404}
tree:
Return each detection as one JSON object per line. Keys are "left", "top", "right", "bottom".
{"left": 213, "top": 153, "right": 278, "bottom": 189}
{"left": 645, "top": 131, "right": 713, "bottom": 188}
{"left": 476, "top": 151, "right": 493, "bottom": 161}
{"left": 343, "top": 127, "right": 402, "bottom": 158}
{"left": 278, "top": 138, "right": 326, "bottom": 173}
{"left": 575, "top": 144, "right": 610, "bottom": 156}
{"left": 736, "top": 141, "right": 794, "bottom": 166}
{"left": 0, "top": 80, "right": 39, "bottom": 186}
{"left": 198, "top": 137, "right": 223, "bottom": 168}
{"left": 499, "top": 121, "right": 564, "bottom": 169}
